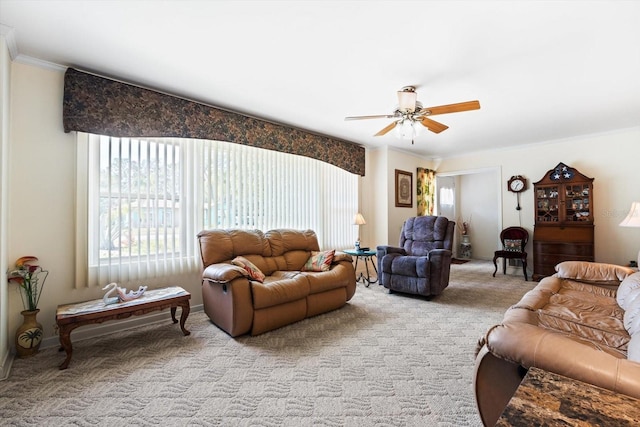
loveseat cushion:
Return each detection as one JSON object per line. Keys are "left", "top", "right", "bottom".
{"left": 198, "top": 229, "right": 270, "bottom": 266}
{"left": 304, "top": 265, "right": 351, "bottom": 294}
{"left": 251, "top": 272, "right": 310, "bottom": 309}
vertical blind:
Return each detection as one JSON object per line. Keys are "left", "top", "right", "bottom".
{"left": 76, "top": 133, "right": 359, "bottom": 287}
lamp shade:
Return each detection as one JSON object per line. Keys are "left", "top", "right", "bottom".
{"left": 620, "top": 202, "right": 640, "bottom": 227}
{"left": 397, "top": 89, "right": 417, "bottom": 112}
{"left": 353, "top": 213, "right": 366, "bottom": 225}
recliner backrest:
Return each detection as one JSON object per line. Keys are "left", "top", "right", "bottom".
{"left": 399, "top": 216, "right": 455, "bottom": 256}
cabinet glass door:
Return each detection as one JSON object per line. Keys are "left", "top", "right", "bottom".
{"left": 536, "top": 186, "right": 559, "bottom": 222}
{"left": 565, "top": 184, "right": 591, "bottom": 222}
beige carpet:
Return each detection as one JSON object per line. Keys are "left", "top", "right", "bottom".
{"left": 1, "top": 260, "right": 536, "bottom": 426}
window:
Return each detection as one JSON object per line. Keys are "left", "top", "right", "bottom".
{"left": 76, "top": 133, "right": 359, "bottom": 287}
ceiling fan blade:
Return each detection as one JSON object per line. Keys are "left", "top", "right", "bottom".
{"left": 345, "top": 114, "right": 396, "bottom": 121}
{"left": 420, "top": 117, "right": 449, "bottom": 134}
{"left": 422, "top": 100, "right": 480, "bottom": 116}
{"left": 374, "top": 121, "right": 398, "bottom": 136}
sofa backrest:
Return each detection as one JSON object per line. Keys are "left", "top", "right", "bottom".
{"left": 197, "top": 228, "right": 320, "bottom": 274}
{"left": 399, "top": 216, "right": 455, "bottom": 256}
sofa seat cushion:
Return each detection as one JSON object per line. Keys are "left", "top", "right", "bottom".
{"left": 493, "top": 273, "right": 633, "bottom": 360}
{"left": 251, "top": 272, "right": 310, "bottom": 309}
{"left": 538, "top": 294, "right": 629, "bottom": 352}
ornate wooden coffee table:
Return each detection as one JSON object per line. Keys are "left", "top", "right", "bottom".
{"left": 56, "top": 286, "right": 191, "bottom": 370}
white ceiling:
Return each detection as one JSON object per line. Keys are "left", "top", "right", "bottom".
{"left": 1, "top": 1, "right": 639, "bottom": 159}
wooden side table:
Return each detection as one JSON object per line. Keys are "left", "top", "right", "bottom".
{"left": 496, "top": 367, "right": 640, "bottom": 426}
{"left": 344, "top": 249, "right": 378, "bottom": 286}
{"left": 56, "top": 286, "right": 191, "bottom": 370}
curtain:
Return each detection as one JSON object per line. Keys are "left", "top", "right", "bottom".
{"left": 417, "top": 167, "right": 436, "bottom": 216}
{"left": 76, "top": 133, "right": 358, "bottom": 288}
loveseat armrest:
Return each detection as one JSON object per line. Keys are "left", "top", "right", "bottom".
{"left": 332, "top": 251, "right": 353, "bottom": 264}
{"left": 202, "top": 262, "right": 248, "bottom": 283}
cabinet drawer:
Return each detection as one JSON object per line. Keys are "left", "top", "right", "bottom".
{"left": 536, "top": 254, "right": 594, "bottom": 265}
{"left": 534, "top": 242, "right": 594, "bottom": 256}
{"left": 533, "top": 226, "right": 594, "bottom": 242}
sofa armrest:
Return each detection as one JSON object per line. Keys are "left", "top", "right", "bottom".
{"left": 202, "top": 263, "right": 248, "bottom": 283}
{"left": 486, "top": 322, "right": 640, "bottom": 399}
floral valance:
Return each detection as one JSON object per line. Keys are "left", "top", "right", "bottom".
{"left": 63, "top": 68, "right": 365, "bottom": 176}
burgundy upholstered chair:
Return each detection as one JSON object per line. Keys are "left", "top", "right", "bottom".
{"left": 376, "top": 216, "right": 455, "bottom": 297}
{"left": 492, "top": 226, "right": 529, "bottom": 281}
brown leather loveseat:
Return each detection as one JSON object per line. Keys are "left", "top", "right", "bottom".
{"left": 474, "top": 261, "right": 640, "bottom": 426}
{"left": 197, "top": 228, "right": 356, "bottom": 336}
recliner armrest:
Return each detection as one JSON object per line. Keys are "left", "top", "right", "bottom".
{"left": 376, "top": 245, "right": 406, "bottom": 257}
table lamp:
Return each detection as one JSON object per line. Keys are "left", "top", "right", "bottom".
{"left": 353, "top": 213, "right": 366, "bottom": 251}
{"left": 619, "top": 201, "right": 640, "bottom": 267}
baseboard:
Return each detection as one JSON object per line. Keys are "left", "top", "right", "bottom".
{"left": 40, "top": 303, "right": 203, "bottom": 350}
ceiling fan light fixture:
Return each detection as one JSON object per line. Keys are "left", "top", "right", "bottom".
{"left": 397, "top": 87, "right": 417, "bottom": 113}
{"left": 395, "top": 118, "right": 417, "bottom": 140}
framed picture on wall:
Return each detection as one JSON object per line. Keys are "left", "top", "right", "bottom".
{"left": 395, "top": 169, "right": 413, "bottom": 208}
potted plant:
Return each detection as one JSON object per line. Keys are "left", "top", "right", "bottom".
{"left": 8, "top": 256, "right": 48, "bottom": 357}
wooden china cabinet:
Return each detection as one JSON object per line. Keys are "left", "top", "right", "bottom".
{"left": 532, "top": 162, "right": 594, "bottom": 281}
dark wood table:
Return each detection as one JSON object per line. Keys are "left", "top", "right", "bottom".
{"left": 496, "top": 367, "right": 640, "bottom": 426}
{"left": 56, "top": 286, "right": 191, "bottom": 370}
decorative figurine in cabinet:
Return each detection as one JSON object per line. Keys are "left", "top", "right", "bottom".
{"left": 532, "top": 162, "right": 594, "bottom": 281}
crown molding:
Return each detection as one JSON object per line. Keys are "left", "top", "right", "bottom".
{"left": 0, "top": 24, "right": 66, "bottom": 72}
{"left": 0, "top": 24, "right": 18, "bottom": 60}
{"left": 13, "top": 54, "right": 66, "bottom": 72}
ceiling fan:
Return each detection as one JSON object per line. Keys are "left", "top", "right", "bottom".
{"left": 345, "top": 86, "right": 480, "bottom": 143}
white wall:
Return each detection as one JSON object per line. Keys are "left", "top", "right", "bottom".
{"left": 365, "top": 146, "right": 437, "bottom": 248}
{"left": 436, "top": 128, "right": 640, "bottom": 266}
{"left": 457, "top": 170, "right": 500, "bottom": 260}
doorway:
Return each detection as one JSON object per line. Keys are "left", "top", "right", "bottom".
{"left": 436, "top": 168, "right": 502, "bottom": 260}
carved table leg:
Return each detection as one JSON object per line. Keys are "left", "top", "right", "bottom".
{"left": 179, "top": 302, "right": 191, "bottom": 336}
{"left": 171, "top": 306, "right": 178, "bottom": 323}
{"left": 58, "top": 324, "right": 77, "bottom": 370}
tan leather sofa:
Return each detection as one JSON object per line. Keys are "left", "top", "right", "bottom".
{"left": 197, "top": 228, "right": 356, "bottom": 336}
{"left": 474, "top": 261, "right": 640, "bottom": 426}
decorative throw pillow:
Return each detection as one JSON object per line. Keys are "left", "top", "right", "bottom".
{"left": 231, "top": 256, "right": 265, "bottom": 283}
{"left": 628, "top": 335, "right": 640, "bottom": 363}
{"left": 624, "top": 295, "right": 640, "bottom": 336}
{"left": 617, "top": 272, "right": 640, "bottom": 309}
{"left": 504, "top": 239, "right": 521, "bottom": 252}
{"left": 302, "top": 250, "right": 335, "bottom": 272}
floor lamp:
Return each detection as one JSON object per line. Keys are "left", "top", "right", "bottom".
{"left": 353, "top": 213, "right": 366, "bottom": 251}
{"left": 620, "top": 201, "right": 640, "bottom": 267}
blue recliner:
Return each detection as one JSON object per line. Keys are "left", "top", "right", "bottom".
{"left": 377, "top": 216, "right": 455, "bottom": 297}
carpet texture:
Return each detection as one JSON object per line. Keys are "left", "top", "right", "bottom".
{"left": 0, "top": 260, "right": 536, "bottom": 426}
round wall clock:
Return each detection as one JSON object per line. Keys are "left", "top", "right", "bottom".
{"left": 507, "top": 175, "right": 527, "bottom": 193}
